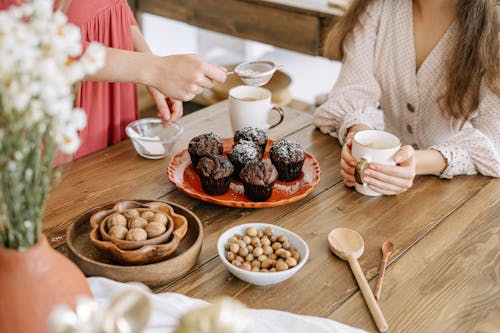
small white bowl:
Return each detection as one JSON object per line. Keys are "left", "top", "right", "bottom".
{"left": 217, "top": 223, "right": 309, "bottom": 285}
{"left": 126, "top": 118, "right": 183, "bottom": 159}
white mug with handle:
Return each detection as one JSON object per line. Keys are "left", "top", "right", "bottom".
{"left": 229, "top": 85, "right": 284, "bottom": 133}
{"left": 351, "top": 130, "right": 401, "bottom": 196}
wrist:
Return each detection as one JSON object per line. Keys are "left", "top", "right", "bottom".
{"left": 415, "top": 149, "right": 447, "bottom": 175}
{"left": 347, "top": 124, "right": 370, "bottom": 138}
{"left": 141, "top": 53, "right": 162, "bottom": 87}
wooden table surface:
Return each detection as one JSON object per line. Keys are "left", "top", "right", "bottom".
{"left": 43, "top": 102, "right": 500, "bottom": 333}
{"left": 133, "top": 0, "right": 341, "bottom": 56}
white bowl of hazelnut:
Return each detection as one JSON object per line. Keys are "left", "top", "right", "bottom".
{"left": 217, "top": 223, "right": 309, "bottom": 285}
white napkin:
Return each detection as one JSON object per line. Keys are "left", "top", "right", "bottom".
{"left": 88, "top": 277, "right": 367, "bottom": 333}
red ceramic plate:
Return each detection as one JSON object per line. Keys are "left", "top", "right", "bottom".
{"left": 168, "top": 138, "right": 321, "bottom": 208}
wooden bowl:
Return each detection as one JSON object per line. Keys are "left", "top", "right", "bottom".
{"left": 66, "top": 200, "right": 203, "bottom": 287}
{"left": 88, "top": 201, "right": 188, "bottom": 265}
{"left": 98, "top": 208, "right": 174, "bottom": 250}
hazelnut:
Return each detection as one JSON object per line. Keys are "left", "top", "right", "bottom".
{"left": 251, "top": 260, "right": 261, "bottom": 269}
{"left": 229, "top": 243, "right": 240, "bottom": 254}
{"left": 126, "top": 228, "right": 147, "bottom": 241}
{"left": 242, "top": 236, "right": 251, "bottom": 245}
{"left": 286, "top": 257, "right": 298, "bottom": 267}
{"left": 264, "top": 226, "right": 273, "bottom": 237}
{"left": 153, "top": 212, "right": 169, "bottom": 226}
{"left": 252, "top": 267, "right": 260, "bottom": 272}
{"left": 238, "top": 246, "right": 249, "bottom": 257}
{"left": 276, "top": 261, "right": 288, "bottom": 271}
{"left": 106, "top": 214, "right": 127, "bottom": 230}
{"left": 122, "top": 209, "right": 140, "bottom": 219}
{"left": 141, "top": 211, "right": 156, "bottom": 221}
{"left": 260, "top": 236, "right": 271, "bottom": 246}
{"left": 232, "top": 261, "right": 242, "bottom": 268}
{"left": 292, "top": 252, "right": 301, "bottom": 262}
{"left": 145, "top": 222, "right": 166, "bottom": 238}
{"left": 246, "top": 226, "right": 257, "bottom": 237}
{"left": 128, "top": 217, "right": 148, "bottom": 229}
{"left": 268, "top": 253, "right": 278, "bottom": 260}
{"left": 261, "top": 258, "right": 273, "bottom": 269}
{"left": 245, "top": 254, "right": 254, "bottom": 262}
{"left": 226, "top": 252, "right": 235, "bottom": 262}
{"left": 257, "top": 255, "right": 267, "bottom": 262}
{"left": 108, "top": 225, "right": 128, "bottom": 240}
{"left": 253, "top": 247, "right": 264, "bottom": 257}
{"left": 272, "top": 242, "right": 282, "bottom": 251}
{"left": 251, "top": 237, "right": 261, "bottom": 247}
{"left": 262, "top": 245, "right": 273, "bottom": 255}
{"left": 257, "top": 230, "right": 264, "bottom": 238}
{"left": 277, "top": 235, "right": 288, "bottom": 243}
{"left": 235, "top": 256, "right": 244, "bottom": 263}
{"left": 241, "top": 262, "right": 252, "bottom": 271}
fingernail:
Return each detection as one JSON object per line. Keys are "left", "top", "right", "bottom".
{"left": 363, "top": 177, "right": 370, "bottom": 183}
{"left": 394, "top": 157, "right": 401, "bottom": 163}
{"left": 364, "top": 170, "right": 371, "bottom": 175}
{"left": 368, "top": 164, "right": 376, "bottom": 170}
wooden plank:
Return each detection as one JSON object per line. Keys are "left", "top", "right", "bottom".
{"left": 42, "top": 102, "right": 312, "bottom": 244}
{"left": 329, "top": 179, "right": 500, "bottom": 332}
{"left": 137, "top": 0, "right": 321, "bottom": 55}
{"left": 260, "top": 0, "right": 343, "bottom": 16}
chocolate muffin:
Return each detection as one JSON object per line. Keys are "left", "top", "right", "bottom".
{"left": 196, "top": 155, "right": 234, "bottom": 195}
{"left": 233, "top": 127, "right": 268, "bottom": 158}
{"left": 240, "top": 161, "right": 278, "bottom": 202}
{"left": 188, "top": 133, "right": 223, "bottom": 169}
{"left": 227, "top": 140, "right": 262, "bottom": 181}
{"left": 269, "top": 139, "right": 306, "bottom": 181}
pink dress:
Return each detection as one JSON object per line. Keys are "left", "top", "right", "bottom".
{"left": 0, "top": 0, "right": 139, "bottom": 159}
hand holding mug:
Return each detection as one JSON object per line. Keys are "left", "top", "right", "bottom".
{"left": 363, "top": 145, "right": 416, "bottom": 195}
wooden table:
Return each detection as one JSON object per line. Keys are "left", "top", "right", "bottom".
{"left": 43, "top": 102, "right": 500, "bottom": 332}
{"left": 132, "top": 0, "right": 342, "bottom": 56}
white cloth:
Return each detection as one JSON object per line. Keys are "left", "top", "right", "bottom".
{"left": 88, "top": 277, "right": 367, "bottom": 333}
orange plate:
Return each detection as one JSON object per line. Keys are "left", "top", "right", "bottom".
{"left": 168, "top": 138, "right": 321, "bottom": 208}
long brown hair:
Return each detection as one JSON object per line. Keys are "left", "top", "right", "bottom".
{"left": 324, "top": 0, "right": 499, "bottom": 121}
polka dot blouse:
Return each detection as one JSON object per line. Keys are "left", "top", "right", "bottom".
{"left": 313, "top": 0, "right": 500, "bottom": 178}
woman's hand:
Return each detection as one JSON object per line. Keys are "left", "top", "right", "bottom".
{"left": 363, "top": 145, "right": 416, "bottom": 195}
{"left": 340, "top": 136, "right": 358, "bottom": 187}
{"left": 147, "top": 86, "right": 183, "bottom": 124}
{"left": 340, "top": 125, "right": 370, "bottom": 187}
{"left": 150, "top": 54, "right": 227, "bottom": 102}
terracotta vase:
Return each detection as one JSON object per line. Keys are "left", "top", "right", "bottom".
{"left": 0, "top": 235, "right": 91, "bottom": 333}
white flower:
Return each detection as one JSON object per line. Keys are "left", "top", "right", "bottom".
{"left": 80, "top": 42, "right": 105, "bottom": 75}
{"left": 56, "top": 129, "right": 81, "bottom": 154}
{"left": 71, "top": 108, "right": 87, "bottom": 131}
{"left": 0, "top": 0, "right": 105, "bottom": 155}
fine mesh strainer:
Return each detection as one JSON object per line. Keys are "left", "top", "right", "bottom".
{"left": 229, "top": 60, "right": 281, "bottom": 86}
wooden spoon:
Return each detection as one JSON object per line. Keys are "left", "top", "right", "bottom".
{"left": 374, "top": 241, "right": 394, "bottom": 301}
{"left": 328, "top": 228, "right": 389, "bottom": 332}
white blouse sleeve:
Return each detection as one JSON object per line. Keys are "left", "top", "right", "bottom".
{"left": 313, "top": 0, "right": 384, "bottom": 145}
{"left": 430, "top": 81, "right": 500, "bottom": 178}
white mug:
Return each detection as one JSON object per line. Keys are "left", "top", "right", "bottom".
{"left": 229, "top": 85, "right": 284, "bottom": 133}
{"left": 351, "top": 130, "right": 401, "bottom": 196}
